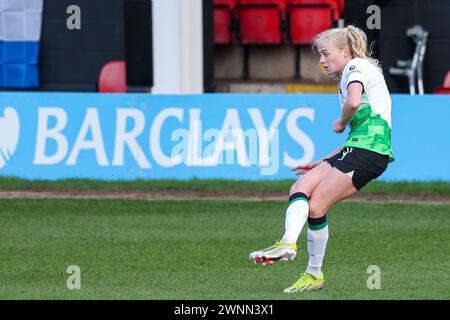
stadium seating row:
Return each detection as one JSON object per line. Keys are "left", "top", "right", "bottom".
{"left": 214, "top": 0, "right": 344, "bottom": 45}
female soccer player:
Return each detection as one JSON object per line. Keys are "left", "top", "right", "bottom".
{"left": 249, "top": 25, "right": 394, "bottom": 293}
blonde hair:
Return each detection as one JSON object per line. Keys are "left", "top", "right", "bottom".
{"left": 312, "top": 25, "right": 382, "bottom": 74}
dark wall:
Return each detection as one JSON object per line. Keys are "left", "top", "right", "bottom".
{"left": 378, "top": 0, "right": 450, "bottom": 93}
{"left": 343, "top": 0, "right": 381, "bottom": 59}
{"left": 38, "top": 0, "right": 207, "bottom": 92}
{"left": 124, "top": 0, "right": 153, "bottom": 89}
{"left": 203, "top": 0, "right": 215, "bottom": 92}
{"left": 344, "top": 0, "right": 450, "bottom": 93}
{"left": 39, "top": 0, "right": 125, "bottom": 91}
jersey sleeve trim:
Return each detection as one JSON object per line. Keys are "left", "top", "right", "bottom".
{"left": 347, "top": 80, "right": 365, "bottom": 93}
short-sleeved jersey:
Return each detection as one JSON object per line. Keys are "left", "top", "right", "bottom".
{"left": 339, "top": 58, "right": 394, "bottom": 160}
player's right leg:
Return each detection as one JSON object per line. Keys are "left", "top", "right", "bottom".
{"left": 249, "top": 161, "right": 333, "bottom": 265}
{"left": 284, "top": 165, "right": 358, "bottom": 292}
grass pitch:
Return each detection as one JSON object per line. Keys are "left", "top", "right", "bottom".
{"left": 0, "top": 198, "right": 448, "bottom": 299}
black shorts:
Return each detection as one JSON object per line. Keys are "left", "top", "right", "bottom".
{"left": 324, "top": 147, "right": 389, "bottom": 191}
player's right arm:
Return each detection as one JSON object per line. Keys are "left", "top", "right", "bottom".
{"left": 291, "top": 144, "right": 343, "bottom": 175}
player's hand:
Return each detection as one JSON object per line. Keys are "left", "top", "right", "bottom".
{"left": 333, "top": 119, "right": 346, "bottom": 134}
{"left": 291, "top": 160, "right": 321, "bottom": 175}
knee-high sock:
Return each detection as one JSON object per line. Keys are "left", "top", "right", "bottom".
{"left": 280, "top": 192, "right": 309, "bottom": 244}
{"left": 306, "top": 215, "right": 329, "bottom": 278}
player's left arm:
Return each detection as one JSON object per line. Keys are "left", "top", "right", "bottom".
{"left": 333, "top": 82, "right": 363, "bottom": 133}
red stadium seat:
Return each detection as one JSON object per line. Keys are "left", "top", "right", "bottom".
{"left": 435, "top": 88, "right": 450, "bottom": 94}
{"left": 287, "top": 0, "right": 341, "bottom": 20}
{"left": 98, "top": 61, "right": 127, "bottom": 93}
{"left": 214, "top": 0, "right": 238, "bottom": 45}
{"left": 434, "top": 70, "right": 450, "bottom": 94}
{"left": 288, "top": 6, "right": 332, "bottom": 44}
{"left": 286, "top": 0, "right": 342, "bottom": 45}
{"left": 237, "top": 0, "right": 287, "bottom": 45}
{"left": 337, "top": 0, "right": 345, "bottom": 15}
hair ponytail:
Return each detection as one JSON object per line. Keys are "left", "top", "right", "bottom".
{"left": 313, "top": 25, "right": 382, "bottom": 73}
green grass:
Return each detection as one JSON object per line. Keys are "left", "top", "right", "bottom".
{"left": 0, "top": 177, "right": 450, "bottom": 196}
{"left": 0, "top": 198, "right": 449, "bottom": 299}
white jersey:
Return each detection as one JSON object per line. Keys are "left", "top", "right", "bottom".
{"left": 338, "top": 58, "right": 394, "bottom": 159}
{"left": 339, "top": 58, "right": 392, "bottom": 127}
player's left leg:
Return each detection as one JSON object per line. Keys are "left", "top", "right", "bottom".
{"left": 284, "top": 167, "right": 357, "bottom": 292}
{"left": 249, "top": 162, "right": 333, "bottom": 265}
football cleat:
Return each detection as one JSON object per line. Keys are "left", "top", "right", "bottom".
{"left": 249, "top": 241, "right": 297, "bottom": 265}
{"left": 283, "top": 272, "right": 324, "bottom": 293}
